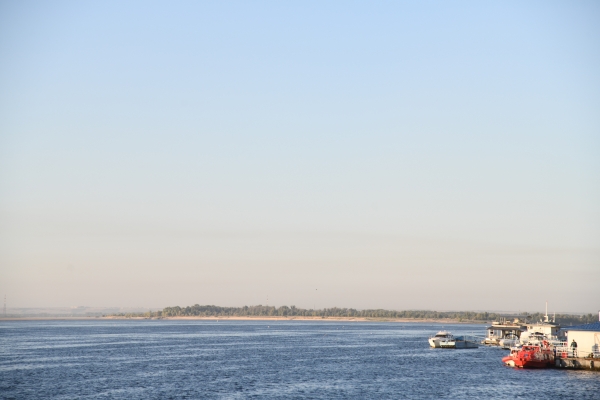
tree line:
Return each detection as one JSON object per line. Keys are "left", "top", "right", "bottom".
{"left": 108, "top": 304, "right": 597, "bottom": 325}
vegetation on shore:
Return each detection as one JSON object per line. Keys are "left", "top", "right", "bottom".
{"left": 108, "top": 304, "right": 597, "bottom": 325}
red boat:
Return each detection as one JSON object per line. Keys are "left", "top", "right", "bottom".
{"left": 502, "top": 342, "right": 554, "bottom": 369}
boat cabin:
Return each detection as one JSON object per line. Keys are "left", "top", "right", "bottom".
{"left": 525, "top": 322, "right": 560, "bottom": 338}
{"left": 484, "top": 320, "right": 527, "bottom": 344}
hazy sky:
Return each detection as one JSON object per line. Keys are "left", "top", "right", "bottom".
{"left": 1, "top": 1, "right": 598, "bottom": 312}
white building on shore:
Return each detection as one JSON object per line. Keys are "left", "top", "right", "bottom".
{"left": 564, "top": 321, "right": 600, "bottom": 358}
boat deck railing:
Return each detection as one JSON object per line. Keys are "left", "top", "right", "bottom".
{"left": 455, "top": 334, "right": 482, "bottom": 343}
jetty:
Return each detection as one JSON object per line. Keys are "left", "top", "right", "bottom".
{"left": 555, "top": 357, "right": 600, "bottom": 371}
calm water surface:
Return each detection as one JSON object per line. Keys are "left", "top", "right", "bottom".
{"left": 1, "top": 321, "right": 598, "bottom": 399}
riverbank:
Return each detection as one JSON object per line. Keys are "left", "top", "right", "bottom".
{"left": 0, "top": 316, "right": 487, "bottom": 323}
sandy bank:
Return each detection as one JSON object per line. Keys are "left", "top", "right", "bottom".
{"left": 0, "top": 316, "right": 487, "bottom": 324}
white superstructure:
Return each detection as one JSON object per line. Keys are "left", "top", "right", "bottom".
{"left": 429, "top": 331, "right": 454, "bottom": 348}
{"left": 520, "top": 305, "right": 562, "bottom": 344}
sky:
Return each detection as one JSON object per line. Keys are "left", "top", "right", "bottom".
{"left": 0, "top": 1, "right": 599, "bottom": 313}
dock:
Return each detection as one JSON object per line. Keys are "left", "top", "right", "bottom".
{"left": 555, "top": 357, "right": 600, "bottom": 371}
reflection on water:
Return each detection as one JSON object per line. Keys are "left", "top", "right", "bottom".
{"left": 0, "top": 321, "right": 598, "bottom": 399}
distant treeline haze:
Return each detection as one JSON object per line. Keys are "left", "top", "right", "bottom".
{"left": 110, "top": 305, "right": 597, "bottom": 325}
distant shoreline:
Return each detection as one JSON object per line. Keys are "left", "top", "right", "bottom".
{"left": 0, "top": 316, "right": 487, "bottom": 324}
{"left": 4, "top": 306, "right": 594, "bottom": 325}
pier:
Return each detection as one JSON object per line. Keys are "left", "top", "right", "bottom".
{"left": 555, "top": 357, "right": 600, "bottom": 371}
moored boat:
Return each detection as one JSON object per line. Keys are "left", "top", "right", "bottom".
{"left": 429, "top": 331, "right": 479, "bottom": 349}
{"left": 519, "top": 302, "right": 563, "bottom": 345}
{"left": 429, "top": 331, "right": 453, "bottom": 348}
{"left": 483, "top": 319, "right": 526, "bottom": 346}
{"left": 502, "top": 342, "right": 554, "bottom": 368}
{"left": 498, "top": 333, "right": 520, "bottom": 349}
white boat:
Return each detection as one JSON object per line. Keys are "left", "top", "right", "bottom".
{"left": 429, "top": 331, "right": 479, "bottom": 349}
{"left": 429, "top": 331, "right": 454, "bottom": 348}
{"left": 498, "top": 333, "right": 520, "bottom": 349}
{"left": 519, "top": 305, "right": 564, "bottom": 346}
{"left": 484, "top": 303, "right": 563, "bottom": 347}
{"left": 483, "top": 319, "right": 526, "bottom": 346}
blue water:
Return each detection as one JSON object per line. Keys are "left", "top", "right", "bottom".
{"left": 1, "top": 321, "right": 598, "bottom": 399}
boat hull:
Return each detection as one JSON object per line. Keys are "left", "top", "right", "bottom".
{"left": 502, "top": 355, "right": 552, "bottom": 369}
{"left": 432, "top": 340, "right": 478, "bottom": 349}
{"left": 454, "top": 340, "right": 479, "bottom": 349}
